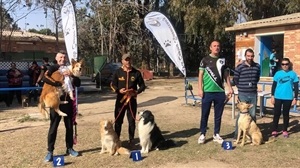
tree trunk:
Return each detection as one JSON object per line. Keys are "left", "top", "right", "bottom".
{"left": 169, "top": 62, "right": 174, "bottom": 77}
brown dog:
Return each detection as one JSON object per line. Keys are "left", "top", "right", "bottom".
{"left": 38, "top": 70, "right": 66, "bottom": 118}
{"left": 38, "top": 58, "right": 84, "bottom": 119}
{"left": 99, "top": 120, "right": 130, "bottom": 155}
{"left": 235, "top": 102, "right": 263, "bottom": 146}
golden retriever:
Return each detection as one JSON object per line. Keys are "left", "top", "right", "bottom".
{"left": 99, "top": 120, "right": 130, "bottom": 155}
{"left": 38, "top": 58, "right": 84, "bottom": 119}
{"left": 235, "top": 101, "right": 263, "bottom": 146}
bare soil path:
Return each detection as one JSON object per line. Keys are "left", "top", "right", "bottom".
{"left": 0, "top": 78, "right": 299, "bottom": 168}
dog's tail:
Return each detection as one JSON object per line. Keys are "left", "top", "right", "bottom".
{"left": 263, "top": 137, "right": 276, "bottom": 144}
{"left": 38, "top": 102, "right": 47, "bottom": 117}
{"left": 117, "top": 147, "right": 130, "bottom": 155}
{"left": 157, "top": 139, "right": 176, "bottom": 150}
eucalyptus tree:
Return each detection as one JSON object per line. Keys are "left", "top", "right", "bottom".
{"left": 166, "top": 0, "right": 300, "bottom": 73}
{"left": 77, "top": 0, "right": 160, "bottom": 69}
{"left": 166, "top": 0, "right": 237, "bottom": 72}
{"left": 0, "top": 6, "right": 14, "bottom": 29}
{"left": 229, "top": 0, "right": 300, "bottom": 21}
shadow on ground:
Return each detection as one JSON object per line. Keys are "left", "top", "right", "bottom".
{"left": 139, "top": 96, "right": 177, "bottom": 108}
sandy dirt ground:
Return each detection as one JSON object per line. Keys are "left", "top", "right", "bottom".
{"left": 0, "top": 78, "right": 299, "bottom": 168}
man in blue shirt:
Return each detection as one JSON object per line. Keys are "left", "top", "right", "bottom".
{"left": 233, "top": 48, "right": 261, "bottom": 139}
{"left": 269, "top": 49, "right": 278, "bottom": 77}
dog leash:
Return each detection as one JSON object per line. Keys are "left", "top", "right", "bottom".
{"left": 72, "top": 89, "right": 78, "bottom": 145}
{"left": 113, "top": 90, "right": 138, "bottom": 124}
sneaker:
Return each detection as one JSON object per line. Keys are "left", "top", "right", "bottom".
{"left": 271, "top": 131, "right": 278, "bottom": 137}
{"left": 198, "top": 134, "right": 206, "bottom": 144}
{"left": 44, "top": 151, "right": 53, "bottom": 162}
{"left": 283, "top": 131, "right": 289, "bottom": 138}
{"left": 66, "top": 148, "right": 79, "bottom": 157}
{"left": 213, "top": 134, "right": 224, "bottom": 144}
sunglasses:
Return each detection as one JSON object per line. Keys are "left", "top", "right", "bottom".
{"left": 281, "top": 63, "right": 289, "bottom": 66}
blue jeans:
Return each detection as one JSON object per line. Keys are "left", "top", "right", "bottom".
{"left": 200, "top": 92, "right": 226, "bottom": 135}
{"left": 234, "top": 91, "right": 257, "bottom": 138}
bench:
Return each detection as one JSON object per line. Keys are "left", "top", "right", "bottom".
{"left": 185, "top": 77, "right": 202, "bottom": 105}
{"left": 0, "top": 70, "right": 31, "bottom": 87}
{"left": 262, "top": 83, "right": 300, "bottom": 113}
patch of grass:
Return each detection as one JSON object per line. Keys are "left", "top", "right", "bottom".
{"left": 18, "top": 114, "right": 39, "bottom": 123}
{"left": 1, "top": 78, "right": 300, "bottom": 168}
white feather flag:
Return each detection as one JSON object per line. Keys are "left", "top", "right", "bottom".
{"left": 61, "top": 0, "right": 79, "bottom": 145}
{"left": 61, "top": 0, "right": 78, "bottom": 62}
{"left": 144, "top": 11, "right": 186, "bottom": 77}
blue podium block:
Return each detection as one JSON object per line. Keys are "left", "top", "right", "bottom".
{"left": 222, "top": 141, "right": 233, "bottom": 150}
{"left": 53, "top": 155, "right": 65, "bottom": 167}
{"left": 130, "top": 150, "right": 142, "bottom": 161}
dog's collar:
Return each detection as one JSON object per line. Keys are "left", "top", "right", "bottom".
{"left": 239, "top": 111, "right": 249, "bottom": 114}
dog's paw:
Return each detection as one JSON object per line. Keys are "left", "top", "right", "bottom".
{"left": 140, "top": 150, "right": 148, "bottom": 154}
{"left": 240, "top": 143, "right": 245, "bottom": 147}
{"left": 62, "top": 84, "right": 67, "bottom": 90}
{"left": 58, "top": 112, "right": 67, "bottom": 117}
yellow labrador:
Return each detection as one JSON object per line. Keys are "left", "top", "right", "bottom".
{"left": 235, "top": 102, "right": 263, "bottom": 146}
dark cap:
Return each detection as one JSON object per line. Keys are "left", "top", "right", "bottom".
{"left": 122, "top": 53, "right": 131, "bottom": 60}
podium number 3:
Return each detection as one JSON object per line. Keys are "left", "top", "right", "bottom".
{"left": 56, "top": 157, "right": 62, "bottom": 166}
{"left": 225, "top": 142, "right": 231, "bottom": 149}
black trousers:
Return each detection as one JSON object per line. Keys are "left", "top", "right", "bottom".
{"left": 8, "top": 85, "right": 22, "bottom": 105}
{"left": 47, "top": 95, "right": 74, "bottom": 152}
{"left": 114, "top": 97, "right": 137, "bottom": 141}
{"left": 273, "top": 98, "right": 292, "bottom": 132}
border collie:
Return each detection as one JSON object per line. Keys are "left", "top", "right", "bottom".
{"left": 138, "top": 110, "right": 175, "bottom": 153}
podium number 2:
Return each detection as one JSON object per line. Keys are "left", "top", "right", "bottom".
{"left": 55, "top": 157, "right": 62, "bottom": 166}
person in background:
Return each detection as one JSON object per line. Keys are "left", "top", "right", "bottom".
{"left": 271, "top": 58, "right": 298, "bottom": 138}
{"left": 6, "top": 62, "right": 23, "bottom": 106}
{"left": 110, "top": 53, "right": 146, "bottom": 146}
{"left": 197, "top": 40, "right": 233, "bottom": 144}
{"left": 269, "top": 49, "right": 279, "bottom": 77}
{"left": 28, "top": 61, "right": 40, "bottom": 102}
{"left": 232, "top": 48, "right": 261, "bottom": 139}
{"left": 43, "top": 51, "right": 81, "bottom": 162}
{"left": 36, "top": 57, "right": 50, "bottom": 87}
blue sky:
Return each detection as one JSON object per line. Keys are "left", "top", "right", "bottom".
{"left": 11, "top": 6, "right": 55, "bottom": 31}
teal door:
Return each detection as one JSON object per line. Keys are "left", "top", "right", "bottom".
{"left": 259, "top": 36, "right": 272, "bottom": 77}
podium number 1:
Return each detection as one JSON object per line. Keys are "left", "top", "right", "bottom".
{"left": 134, "top": 153, "right": 139, "bottom": 160}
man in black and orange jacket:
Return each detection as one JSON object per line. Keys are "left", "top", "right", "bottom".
{"left": 110, "top": 53, "right": 146, "bottom": 145}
